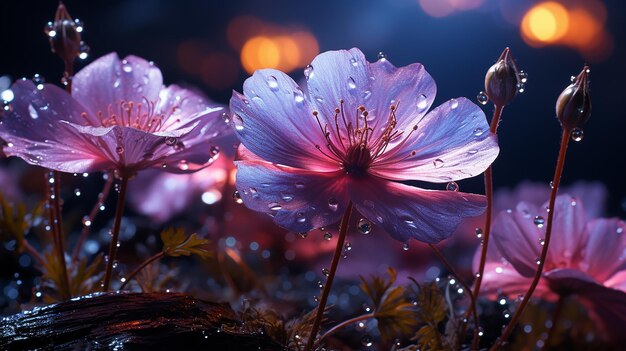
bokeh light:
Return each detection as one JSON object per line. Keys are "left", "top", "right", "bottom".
{"left": 521, "top": 2, "right": 569, "bottom": 44}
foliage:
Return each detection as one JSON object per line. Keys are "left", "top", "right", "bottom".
{"left": 405, "top": 281, "right": 450, "bottom": 351}
{"left": 0, "top": 193, "right": 44, "bottom": 252}
{"left": 42, "top": 251, "right": 102, "bottom": 302}
{"left": 160, "top": 227, "right": 212, "bottom": 259}
{"left": 360, "top": 267, "right": 419, "bottom": 342}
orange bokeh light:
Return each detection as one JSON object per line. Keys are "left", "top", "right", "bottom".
{"left": 520, "top": 2, "right": 569, "bottom": 45}
{"left": 240, "top": 36, "right": 280, "bottom": 74}
{"left": 240, "top": 32, "right": 319, "bottom": 74}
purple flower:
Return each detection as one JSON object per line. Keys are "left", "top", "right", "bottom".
{"left": 0, "top": 53, "right": 228, "bottom": 176}
{"left": 229, "top": 48, "right": 499, "bottom": 243}
{"left": 475, "top": 195, "right": 626, "bottom": 341}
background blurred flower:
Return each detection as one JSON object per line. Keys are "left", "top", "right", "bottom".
{"left": 0, "top": 53, "right": 228, "bottom": 176}
{"left": 476, "top": 194, "right": 626, "bottom": 341}
{"left": 230, "top": 48, "right": 499, "bottom": 244}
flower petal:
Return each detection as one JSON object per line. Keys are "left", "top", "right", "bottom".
{"left": 156, "top": 85, "right": 223, "bottom": 127}
{"left": 0, "top": 80, "right": 106, "bottom": 172}
{"left": 371, "top": 98, "right": 499, "bottom": 183}
{"left": 491, "top": 202, "right": 544, "bottom": 277}
{"left": 229, "top": 69, "right": 337, "bottom": 171}
{"left": 348, "top": 177, "right": 486, "bottom": 243}
{"left": 544, "top": 194, "right": 587, "bottom": 269}
{"left": 367, "top": 58, "right": 436, "bottom": 136}
{"left": 72, "top": 53, "right": 163, "bottom": 114}
{"left": 235, "top": 160, "right": 349, "bottom": 233}
{"left": 581, "top": 218, "right": 626, "bottom": 283}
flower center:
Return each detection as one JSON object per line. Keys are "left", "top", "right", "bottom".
{"left": 81, "top": 99, "right": 181, "bottom": 133}
{"left": 312, "top": 100, "right": 417, "bottom": 176}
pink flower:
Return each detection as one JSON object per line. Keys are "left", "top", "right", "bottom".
{"left": 0, "top": 53, "right": 228, "bottom": 176}
{"left": 475, "top": 195, "right": 626, "bottom": 341}
{"left": 229, "top": 48, "right": 499, "bottom": 244}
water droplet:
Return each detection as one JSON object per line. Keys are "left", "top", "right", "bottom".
{"left": 361, "top": 334, "right": 373, "bottom": 347}
{"left": 115, "top": 146, "right": 124, "bottom": 154}
{"left": 78, "top": 43, "right": 90, "bottom": 60}
{"left": 233, "top": 190, "right": 243, "bottom": 204}
{"left": 122, "top": 60, "right": 133, "bottom": 73}
{"left": 477, "top": 91, "right": 488, "bottom": 105}
{"left": 281, "top": 194, "right": 294, "bottom": 202}
{"left": 81, "top": 216, "right": 92, "bottom": 227}
{"left": 416, "top": 94, "right": 428, "bottom": 112}
{"left": 571, "top": 127, "right": 584, "bottom": 142}
{"left": 347, "top": 77, "right": 357, "bottom": 90}
{"left": 313, "top": 295, "right": 319, "bottom": 302}
{"left": 299, "top": 232, "right": 308, "bottom": 238}
{"left": 233, "top": 113, "right": 244, "bottom": 131}
{"left": 535, "top": 257, "right": 541, "bottom": 265}
{"left": 446, "top": 181, "right": 459, "bottom": 192}
{"left": 267, "top": 75, "right": 279, "bottom": 91}
{"left": 295, "top": 181, "right": 305, "bottom": 189}
{"left": 433, "top": 158, "right": 444, "bottom": 168}
{"left": 322, "top": 268, "right": 329, "bottom": 276}
{"left": 293, "top": 89, "right": 305, "bottom": 104}
{"left": 165, "top": 137, "right": 177, "bottom": 146}
{"left": 570, "top": 75, "right": 577, "bottom": 82}
{"left": 324, "top": 232, "right": 332, "bottom": 240}
{"left": 327, "top": 198, "right": 339, "bottom": 212}
{"left": 268, "top": 203, "right": 282, "bottom": 211}
{"left": 357, "top": 218, "right": 372, "bottom": 234}
{"left": 403, "top": 243, "right": 410, "bottom": 251}
{"left": 344, "top": 242, "right": 352, "bottom": 251}
{"left": 473, "top": 128, "right": 485, "bottom": 137}
{"left": 377, "top": 51, "right": 387, "bottom": 60}
{"left": 32, "top": 74, "right": 45, "bottom": 86}
{"left": 28, "top": 104, "right": 39, "bottom": 119}
{"left": 303, "top": 65, "right": 313, "bottom": 80}
{"left": 450, "top": 99, "right": 459, "bottom": 109}
{"left": 534, "top": 216, "right": 545, "bottom": 228}
{"left": 296, "top": 212, "right": 306, "bottom": 223}
{"left": 519, "top": 70, "right": 528, "bottom": 83}
{"left": 74, "top": 188, "right": 81, "bottom": 196}
{"left": 350, "top": 57, "right": 358, "bottom": 67}
{"left": 475, "top": 228, "right": 483, "bottom": 238}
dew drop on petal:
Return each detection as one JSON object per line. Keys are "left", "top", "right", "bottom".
{"left": 571, "top": 127, "right": 584, "bottom": 142}
{"left": 233, "top": 190, "right": 243, "bottom": 204}
{"left": 293, "top": 89, "right": 305, "bottom": 104}
{"left": 28, "top": 104, "right": 39, "bottom": 119}
{"left": 350, "top": 57, "right": 358, "bottom": 67}
{"left": 282, "top": 194, "right": 294, "bottom": 202}
{"left": 446, "top": 181, "right": 459, "bottom": 192}
{"left": 322, "top": 268, "right": 329, "bottom": 276}
{"left": 357, "top": 218, "right": 372, "bottom": 235}
{"left": 403, "top": 242, "right": 410, "bottom": 251}
{"left": 165, "top": 137, "right": 177, "bottom": 146}
{"left": 115, "top": 146, "right": 124, "bottom": 154}
{"left": 450, "top": 99, "right": 459, "bottom": 109}
{"left": 347, "top": 77, "right": 357, "bottom": 90}
{"left": 377, "top": 51, "right": 387, "bottom": 61}
{"left": 221, "top": 112, "right": 230, "bottom": 123}
{"left": 324, "top": 232, "right": 332, "bottom": 240}
{"left": 475, "top": 228, "right": 483, "bottom": 238}
{"left": 416, "top": 94, "right": 428, "bottom": 112}
{"left": 477, "top": 91, "right": 488, "bottom": 105}
{"left": 304, "top": 65, "right": 313, "bottom": 80}
{"left": 533, "top": 216, "right": 545, "bottom": 228}
{"left": 473, "top": 128, "right": 485, "bottom": 136}
{"left": 327, "top": 198, "right": 339, "bottom": 212}
{"left": 268, "top": 203, "right": 282, "bottom": 211}
{"left": 433, "top": 158, "right": 444, "bottom": 168}
{"left": 267, "top": 75, "right": 279, "bottom": 91}
{"left": 233, "top": 113, "right": 244, "bottom": 131}
{"left": 295, "top": 181, "right": 305, "bottom": 189}
{"left": 122, "top": 60, "right": 133, "bottom": 73}
{"left": 296, "top": 212, "right": 306, "bottom": 223}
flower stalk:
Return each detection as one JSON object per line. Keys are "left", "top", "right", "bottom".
{"left": 305, "top": 201, "right": 353, "bottom": 351}
{"left": 490, "top": 130, "right": 570, "bottom": 349}
{"left": 102, "top": 175, "right": 129, "bottom": 291}
{"left": 119, "top": 251, "right": 165, "bottom": 291}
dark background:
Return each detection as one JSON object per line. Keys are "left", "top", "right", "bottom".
{"left": 1, "top": 0, "right": 625, "bottom": 215}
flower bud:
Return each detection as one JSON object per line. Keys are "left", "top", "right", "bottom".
{"left": 44, "top": 3, "right": 83, "bottom": 65}
{"left": 484, "top": 47, "right": 520, "bottom": 107}
{"left": 556, "top": 66, "right": 591, "bottom": 131}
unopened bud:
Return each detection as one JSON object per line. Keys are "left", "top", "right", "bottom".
{"left": 556, "top": 66, "right": 591, "bottom": 131}
{"left": 484, "top": 47, "right": 520, "bottom": 107}
{"left": 44, "top": 3, "right": 83, "bottom": 64}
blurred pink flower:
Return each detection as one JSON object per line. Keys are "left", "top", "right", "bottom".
{"left": 230, "top": 48, "right": 499, "bottom": 244}
{"left": 0, "top": 53, "right": 227, "bottom": 176}
{"left": 475, "top": 194, "right": 626, "bottom": 341}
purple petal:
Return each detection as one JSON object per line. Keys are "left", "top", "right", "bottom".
{"left": 230, "top": 69, "right": 338, "bottom": 171}
{"left": 349, "top": 177, "right": 486, "bottom": 243}
{"left": 155, "top": 85, "right": 223, "bottom": 127}
{"left": 544, "top": 194, "right": 587, "bottom": 269}
{"left": 581, "top": 218, "right": 626, "bottom": 283}
{"left": 370, "top": 98, "right": 499, "bottom": 183}
{"left": 235, "top": 160, "right": 349, "bottom": 233}
{"left": 72, "top": 53, "right": 163, "bottom": 115}
{"left": 491, "top": 202, "right": 543, "bottom": 277}
{"left": 367, "top": 59, "right": 436, "bottom": 137}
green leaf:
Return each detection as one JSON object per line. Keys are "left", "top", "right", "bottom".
{"left": 160, "top": 227, "right": 212, "bottom": 259}
{"left": 360, "top": 268, "right": 418, "bottom": 342}
{"left": 410, "top": 282, "right": 449, "bottom": 351}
